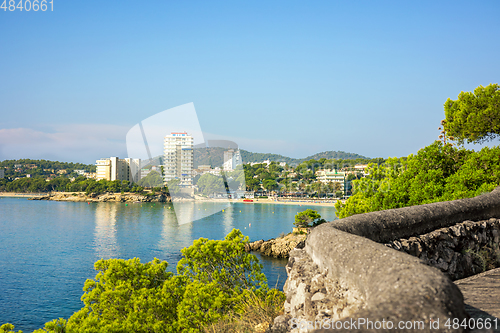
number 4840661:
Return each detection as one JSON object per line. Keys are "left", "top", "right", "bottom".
{"left": 1, "top": 0, "right": 53, "bottom": 11}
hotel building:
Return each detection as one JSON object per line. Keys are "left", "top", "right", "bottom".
{"left": 163, "top": 132, "right": 194, "bottom": 187}
{"left": 315, "top": 170, "right": 346, "bottom": 190}
{"left": 223, "top": 149, "right": 242, "bottom": 171}
{"left": 95, "top": 157, "right": 141, "bottom": 182}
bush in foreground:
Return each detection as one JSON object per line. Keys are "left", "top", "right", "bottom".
{"left": 2, "top": 229, "right": 284, "bottom": 333}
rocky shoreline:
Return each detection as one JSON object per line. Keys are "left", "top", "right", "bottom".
{"left": 245, "top": 233, "right": 307, "bottom": 258}
{"left": 30, "top": 192, "right": 171, "bottom": 203}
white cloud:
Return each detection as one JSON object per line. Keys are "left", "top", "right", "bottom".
{"left": 0, "top": 124, "right": 130, "bottom": 163}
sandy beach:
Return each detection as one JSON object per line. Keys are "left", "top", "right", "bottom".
{"left": 237, "top": 198, "right": 341, "bottom": 207}
{"left": 0, "top": 192, "right": 341, "bottom": 207}
{"left": 0, "top": 192, "right": 46, "bottom": 198}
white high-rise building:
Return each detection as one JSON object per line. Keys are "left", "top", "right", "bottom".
{"left": 163, "top": 132, "right": 194, "bottom": 187}
{"left": 223, "top": 149, "right": 242, "bottom": 171}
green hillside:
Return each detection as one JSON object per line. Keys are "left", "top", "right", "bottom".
{"left": 192, "top": 148, "right": 369, "bottom": 167}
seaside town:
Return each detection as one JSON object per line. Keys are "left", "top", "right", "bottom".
{"left": 0, "top": 131, "right": 373, "bottom": 202}
{"left": 2, "top": 1, "right": 500, "bottom": 332}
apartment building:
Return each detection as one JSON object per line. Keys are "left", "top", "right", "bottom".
{"left": 315, "top": 170, "right": 346, "bottom": 189}
{"left": 354, "top": 164, "right": 369, "bottom": 176}
{"left": 163, "top": 132, "right": 194, "bottom": 187}
{"left": 95, "top": 157, "right": 141, "bottom": 182}
{"left": 223, "top": 149, "right": 242, "bottom": 171}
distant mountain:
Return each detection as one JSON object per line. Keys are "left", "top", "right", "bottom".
{"left": 241, "top": 150, "right": 369, "bottom": 165}
{"left": 191, "top": 148, "right": 369, "bottom": 168}
{"left": 301, "top": 151, "right": 369, "bottom": 162}
{"left": 193, "top": 147, "right": 226, "bottom": 168}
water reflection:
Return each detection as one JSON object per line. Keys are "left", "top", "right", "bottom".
{"left": 172, "top": 200, "right": 231, "bottom": 225}
{"left": 158, "top": 204, "right": 192, "bottom": 252}
{"left": 222, "top": 203, "right": 234, "bottom": 236}
{"left": 94, "top": 203, "right": 118, "bottom": 258}
{"left": 158, "top": 202, "right": 234, "bottom": 252}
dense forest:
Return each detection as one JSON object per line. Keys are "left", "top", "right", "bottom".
{"left": 240, "top": 149, "right": 369, "bottom": 165}
{"left": 192, "top": 147, "right": 369, "bottom": 168}
{"left": 0, "top": 159, "right": 95, "bottom": 178}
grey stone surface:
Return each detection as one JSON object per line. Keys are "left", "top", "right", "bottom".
{"left": 275, "top": 188, "right": 500, "bottom": 332}
{"left": 303, "top": 227, "right": 466, "bottom": 332}
{"left": 270, "top": 248, "right": 363, "bottom": 333}
{"left": 386, "top": 218, "right": 500, "bottom": 280}
{"left": 330, "top": 187, "right": 500, "bottom": 243}
{"left": 455, "top": 267, "right": 500, "bottom": 327}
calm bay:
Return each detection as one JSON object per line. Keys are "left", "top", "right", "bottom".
{"left": 0, "top": 197, "right": 337, "bottom": 332}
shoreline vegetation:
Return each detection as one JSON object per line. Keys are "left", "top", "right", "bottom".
{"left": 0, "top": 191, "right": 342, "bottom": 206}
{"left": 28, "top": 191, "right": 171, "bottom": 203}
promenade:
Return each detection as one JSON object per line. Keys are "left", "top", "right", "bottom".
{"left": 240, "top": 198, "right": 340, "bottom": 207}
{"left": 455, "top": 268, "right": 500, "bottom": 332}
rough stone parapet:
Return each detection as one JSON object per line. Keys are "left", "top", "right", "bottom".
{"left": 271, "top": 225, "right": 467, "bottom": 332}
{"left": 275, "top": 188, "right": 500, "bottom": 332}
{"left": 331, "top": 187, "right": 500, "bottom": 243}
{"left": 270, "top": 248, "right": 363, "bottom": 332}
{"left": 385, "top": 218, "right": 500, "bottom": 280}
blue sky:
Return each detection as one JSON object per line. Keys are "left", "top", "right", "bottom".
{"left": 1, "top": 1, "right": 499, "bottom": 163}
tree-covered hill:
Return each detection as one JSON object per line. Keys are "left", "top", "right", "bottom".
{"left": 0, "top": 159, "right": 95, "bottom": 178}
{"left": 240, "top": 150, "right": 368, "bottom": 165}
{"left": 300, "top": 151, "right": 369, "bottom": 162}
{"left": 193, "top": 148, "right": 369, "bottom": 168}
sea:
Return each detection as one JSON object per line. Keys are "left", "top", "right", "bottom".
{"left": 0, "top": 197, "right": 337, "bottom": 332}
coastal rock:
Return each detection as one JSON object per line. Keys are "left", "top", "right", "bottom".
{"left": 30, "top": 192, "right": 171, "bottom": 203}
{"left": 246, "top": 233, "right": 307, "bottom": 258}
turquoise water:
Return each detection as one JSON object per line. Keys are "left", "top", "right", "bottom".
{"left": 0, "top": 197, "right": 337, "bottom": 332}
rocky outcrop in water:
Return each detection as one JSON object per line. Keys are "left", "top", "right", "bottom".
{"left": 245, "top": 233, "right": 307, "bottom": 258}
{"left": 30, "top": 192, "right": 171, "bottom": 203}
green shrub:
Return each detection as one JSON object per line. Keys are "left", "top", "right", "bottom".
{"left": 335, "top": 142, "right": 500, "bottom": 218}
{"left": 294, "top": 209, "right": 326, "bottom": 228}
{"left": 204, "top": 288, "right": 286, "bottom": 333}
{"left": 0, "top": 323, "right": 22, "bottom": 333}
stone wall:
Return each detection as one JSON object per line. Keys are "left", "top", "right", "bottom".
{"left": 272, "top": 227, "right": 467, "bottom": 333}
{"left": 271, "top": 188, "right": 500, "bottom": 332}
{"left": 330, "top": 188, "right": 500, "bottom": 243}
{"left": 385, "top": 218, "right": 500, "bottom": 280}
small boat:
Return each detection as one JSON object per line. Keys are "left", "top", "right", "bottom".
{"left": 243, "top": 199, "right": 253, "bottom": 203}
